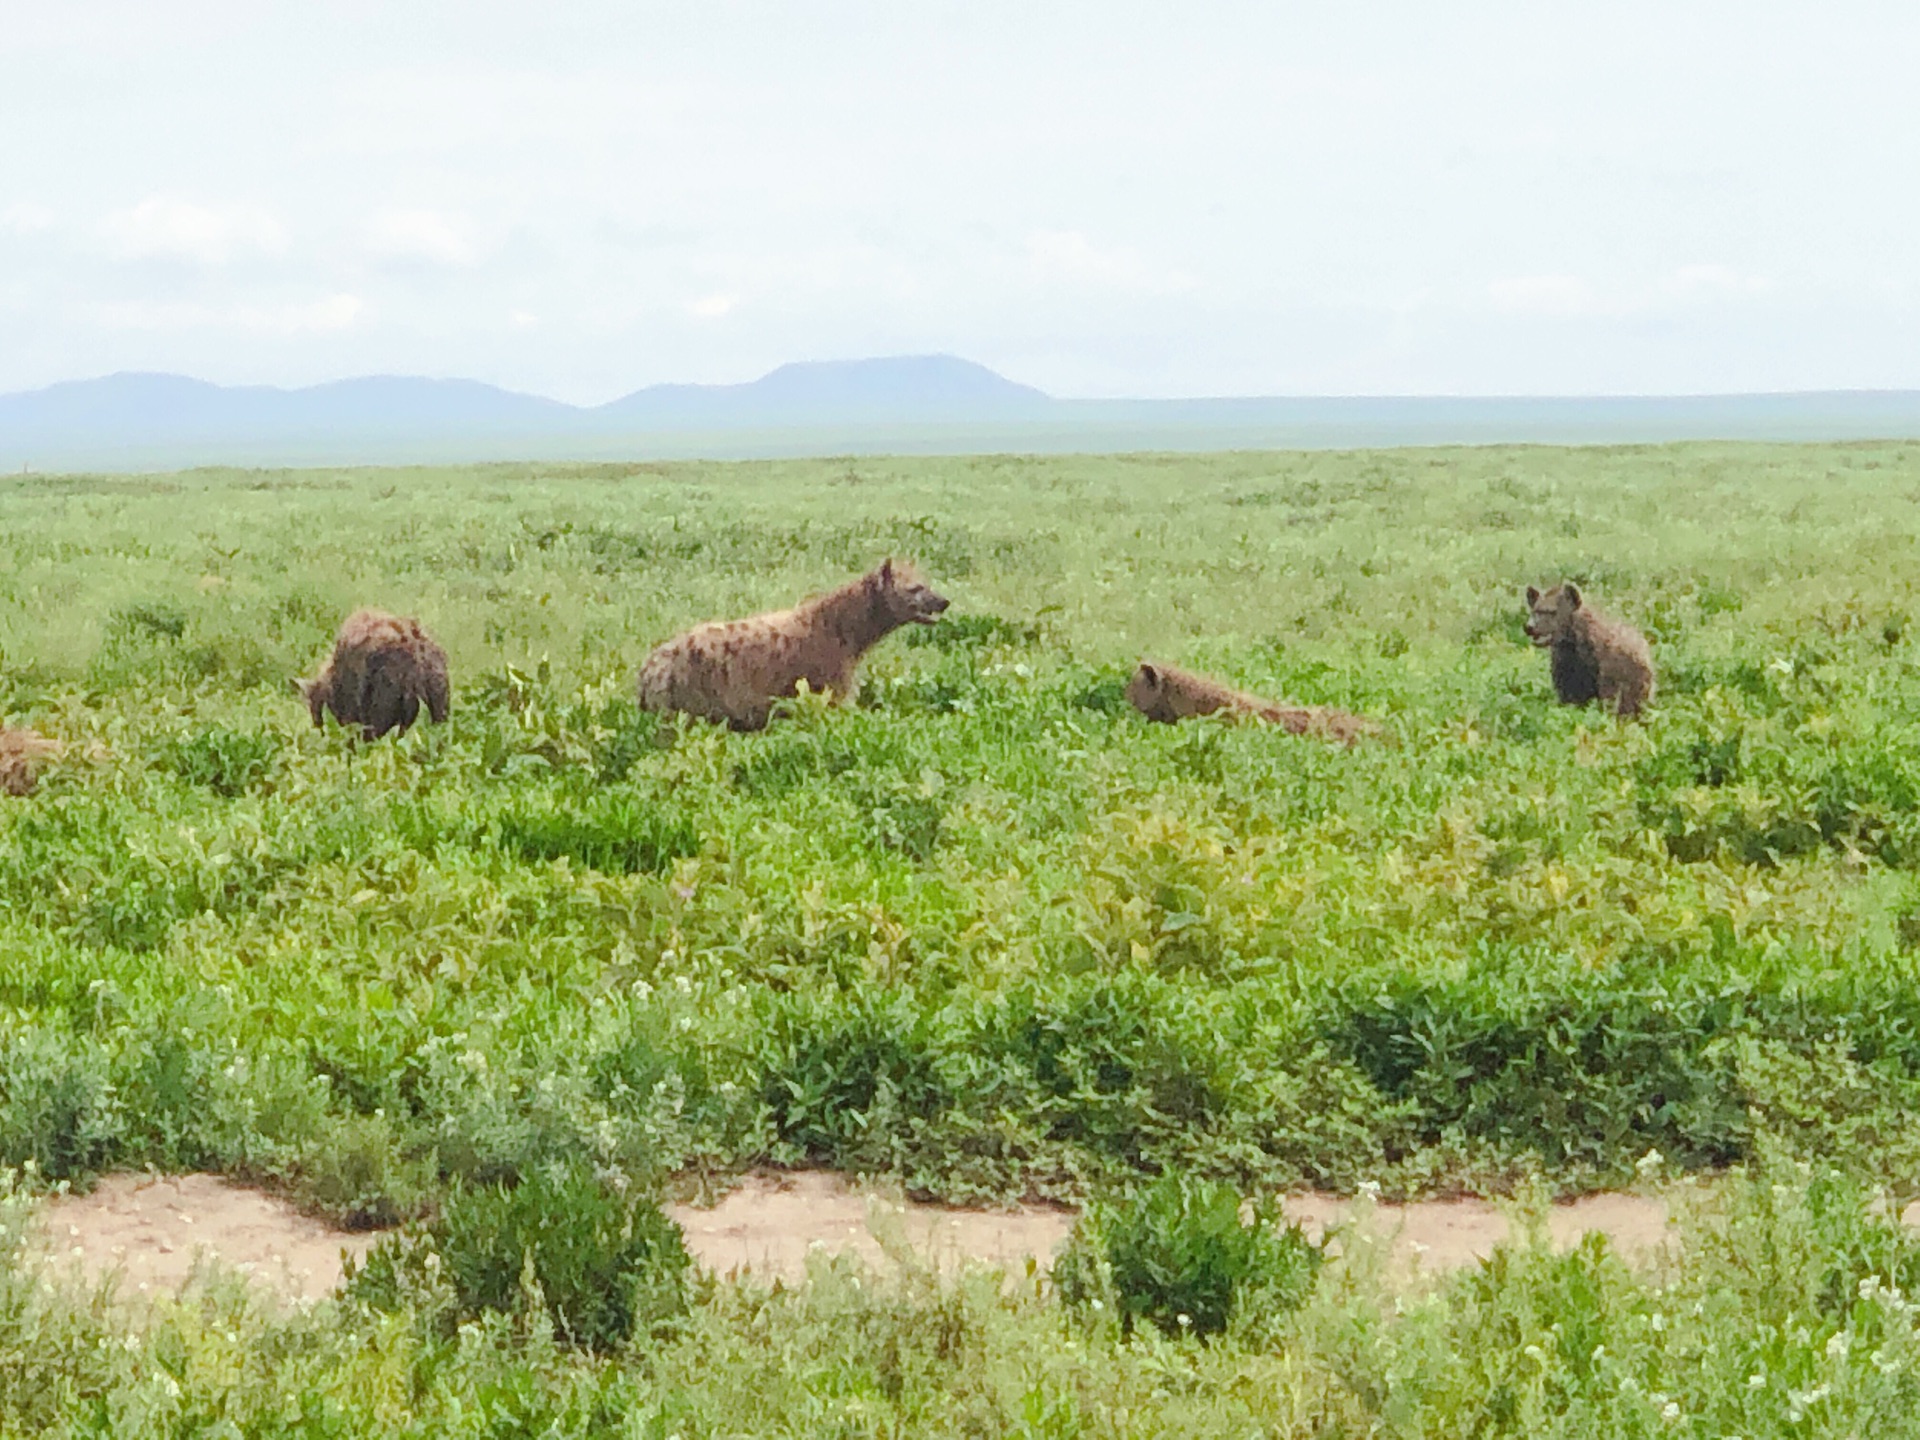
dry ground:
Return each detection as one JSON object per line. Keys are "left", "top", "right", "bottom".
{"left": 32, "top": 1170, "right": 1709, "bottom": 1307}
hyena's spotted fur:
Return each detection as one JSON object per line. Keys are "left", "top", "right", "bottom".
{"left": 637, "top": 559, "right": 950, "bottom": 730}
{"left": 0, "top": 728, "right": 63, "bottom": 797}
{"left": 295, "top": 608, "right": 450, "bottom": 741}
{"left": 1125, "top": 661, "right": 1378, "bottom": 745}
{"left": 1524, "top": 583, "right": 1654, "bottom": 718}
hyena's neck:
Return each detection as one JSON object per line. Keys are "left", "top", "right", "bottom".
{"left": 798, "top": 574, "right": 894, "bottom": 657}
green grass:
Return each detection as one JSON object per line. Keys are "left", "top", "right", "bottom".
{"left": 6, "top": 442, "right": 1920, "bottom": 1428}
{"left": 7, "top": 444, "right": 1920, "bottom": 1205}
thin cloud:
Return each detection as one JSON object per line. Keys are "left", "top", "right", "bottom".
{"left": 364, "top": 209, "right": 478, "bottom": 267}
{"left": 1026, "top": 230, "right": 1197, "bottom": 295}
{"left": 103, "top": 196, "right": 288, "bottom": 264}
{"left": 686, "top": 292, "right": 740, "bottom": 318}
{"left": 1487, "top": 274, "right": 1610, "bottom": 318}
{"left": 1489, "top": 268, "right": 1775, "bottom": 320}
{"left": 0, "top": 202, "right": 56, "bottom": 235}
{"left": 1665, "top": 264, "right": 1773, "bottom": 298}
{"left": 91, "top": 293, "right": 363, "bottom": 333}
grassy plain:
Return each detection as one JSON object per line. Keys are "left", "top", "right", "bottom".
{"left": 5, "top": 442, "right": 1920, "bottom": 1432}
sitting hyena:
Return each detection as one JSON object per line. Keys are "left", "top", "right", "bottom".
{"left": 295, "top": 608, "right": 450, "bottom": 740}
{"left": 1125, "top": 661, "right": 1378, "bottom": 745}
{"left": 0, "top": 728, "right": 63, "bottom": 797}
{"left": 1524, "top": 582, "right": 1654, "bottom": 718}
{"left": 638, "top": 559, "right": 950, "bottom": 730}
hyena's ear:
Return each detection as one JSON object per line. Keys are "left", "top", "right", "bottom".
{"left": 1565, "top": 583, "right": 1583, "bottom": 609}
{"left": 1525, "top": 585, "right": 1540, "bottom": 606}
{"left": 879, "top": 557, "right": 896, "bottom": 584}
{"left": 1138, "top": 662, "right": 1160, "bottom": 689}
{"left": 290, "top": 677, "right": 310, "bottom": 698}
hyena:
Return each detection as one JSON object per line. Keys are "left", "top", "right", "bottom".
{"left": 1125, "top": 661, "right": 1378, "bottom": 745}
{"left": 295, "top": 608, "right": 450, "bottom": 740}
{"left": 0, "top": 728, "right": 62, "bottom": 797}
{"left": 637, "top": 559, "right": 950, "bottom": 730}
{"left": 1523, "top": 583, "right": 1654, "bottom": 718}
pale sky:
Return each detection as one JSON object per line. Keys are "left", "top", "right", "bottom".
{"left": 2, "top": 2, "right": 1917, "bottom": 402}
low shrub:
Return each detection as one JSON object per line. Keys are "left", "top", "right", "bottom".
{"left": 494, "top": 791, "right": 699, "bottom": 875}
{"left": 347, "top": 1165, "right": 689, "bottom": 1350}
{"left": 1054, "top": 1173, "right": 1322, "bottom": 1337}
{"left": 155, "top": 726, "right": 285, "bottom": 797}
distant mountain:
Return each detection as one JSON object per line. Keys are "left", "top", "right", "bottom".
{"left": 0, "top": 372, "right": 569, "bottom": 436}
{"left": 4, "top": 355, "right": 1920, "bottom": 471}
{"left": 598, "top": 355, "right": 1050, "bottom": 424}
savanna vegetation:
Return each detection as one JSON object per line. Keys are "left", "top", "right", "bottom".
{"left": 4, "top": 442, "right": 1920, "bottom": 1434}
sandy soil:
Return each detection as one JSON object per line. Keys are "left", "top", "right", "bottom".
{"left": 666, "top": 1171, "right": 1080, "bottom": 1282}
{"left": 36, "top": 1168, "right": 1773, "bottom": 1305}
{"left": 37, "top": 1173, "right": 378, "bottom": 1306}
{"left": 668, "top": 1173, "right": 1677, "bottom": 1286}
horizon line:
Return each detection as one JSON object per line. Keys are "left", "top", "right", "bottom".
{"left": 11, "top": 359, "right": 1920, "bottom": 410}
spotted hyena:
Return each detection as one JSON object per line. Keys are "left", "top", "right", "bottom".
{"left": 0, "top": 728, "right": 62, "bottom": 797}
{"left": 637, "top": 559, "right": 950, "bottom": 731}
{"left": 1524, "top": 583, "right": 1654, "bottom": 718}
{"left": 1125, "top": 661, "right": 1377, "bottom": 745}
{"left": 295, "top": 608, "right": 450, "bottom": 740}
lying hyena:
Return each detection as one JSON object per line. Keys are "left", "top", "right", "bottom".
{"left": 295, "top": 608, "right": 450, "bottom": 740}
{"left": 0, "top": 728, "right": 63, "bottom": 797}
{"left": 637, "top": 559, "right": 950, "bottom": 730}
{"left": 1523, "top": 583, "right": 1654, "bottom": 718}
{"left": 1125, "top": 661, "right": 1378, "bottom": 745}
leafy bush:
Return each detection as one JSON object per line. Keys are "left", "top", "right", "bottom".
{"left": 494, "top": 791, "right": 700, "bottom": 875}
{"left": 1327, "top": 976, "right": 1751, "bottom": 1173}
{"left": 1070, "top": 667, "right": 1133, "bottom": 714}
{"left": 347, "top": 1166, "right": 690, "bottom": 1350}
{"left": 903, "top": 612, "right": 1039, "bottom": 650}
{"left": 0, "top": 1027, "right": 124, "bottom": 1178}
{"left": 106, "top": 599, "right": 187, "bottom": 642}
{"left": 1054, "top": 1174, "right": 1322, "bottom": 1337}
{"left": 156, "top": 726, "right": 285, "bottom": 797}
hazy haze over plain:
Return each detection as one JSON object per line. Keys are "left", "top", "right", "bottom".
{"left": 2, "top": 2, "right": 1915, "bottom": 404}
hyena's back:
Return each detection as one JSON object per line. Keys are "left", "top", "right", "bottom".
{"left": 301, "top": 609, "right": 450, "bottom": 740}
{"left": 637, "top": 617, "right": 824, "bottom": 732}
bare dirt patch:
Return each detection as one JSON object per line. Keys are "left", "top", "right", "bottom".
{"left": 45, "top": 1168, "right": 1867, "bottom": 1305}
{"left": 667, "top": 1171, "right": 1078, "bottom": 1282}
{"left": 38, "top": 1174, "right": 377, "bottom": 1306}
{"left": 666, "top": 1172, "right": 1680, "bottom": 1285}
{"left": 1282, "top": 1190, "right": 1674, "bottom": 1275}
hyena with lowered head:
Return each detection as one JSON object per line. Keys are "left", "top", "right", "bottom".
{"left": 1125, "top": 661, "right": 1378, "bottom": 745}
{"left": 1524, "top": 582, "right": 1654, "bottom": 718}
{"left": 637, "top": 559, "right": 950, "bottom": 730}
{"left": 295, "top": 608, "right": 450, "bottom": 740}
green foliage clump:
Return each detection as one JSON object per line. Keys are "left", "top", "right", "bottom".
{"left": 1054, "top": 1174, "right": 1322, "bottom": 1337}
{"left": 347, "top": 1166, "right": 690, "bottom": 1351}
{"left": 493, "top": 790, "right": 700, "bottom": 875}
{"left": 0, "top": 1027, "right": 123, "bottom": 1178}
{"left": 155, "top": 726, "right": 285, "bottom": 797}
{"left": 903, "top": 611, "right": 1039, "bottom": 650}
